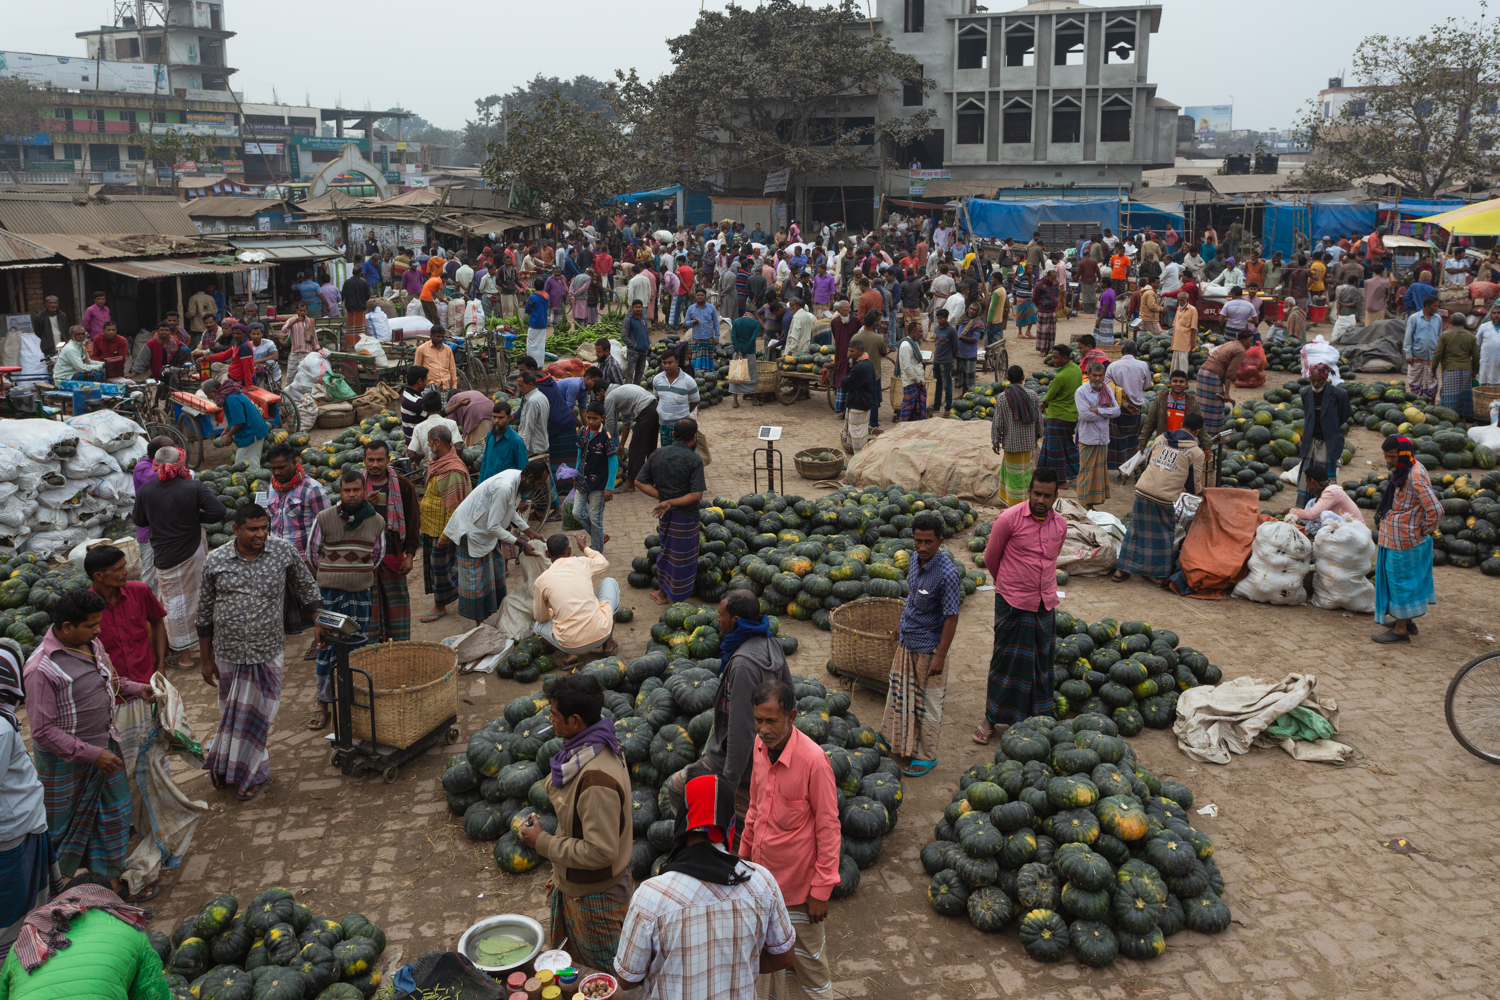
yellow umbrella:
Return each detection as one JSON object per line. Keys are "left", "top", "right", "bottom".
{"left": 1411, "top": 198, "right": 1500, "bottom": 235}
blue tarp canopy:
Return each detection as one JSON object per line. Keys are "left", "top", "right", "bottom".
{"left": 1123, "top": 202, "right": 1184, "bottom": 234}
{"left": 964, "top": 197, "right": 1120, "bottom": 241}
{"left": 613, "top": 185, "right": 684, "bottom": 204}
{"left": 1378, "top": 200, "right": 1465, "bottom": 215}
{"left": 1263, "top": 199, "right": 1380, "bottom": 258}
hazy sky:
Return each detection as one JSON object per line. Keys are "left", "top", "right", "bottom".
{"left": 6, "top": 0, "right": 1465, "bottom": 133}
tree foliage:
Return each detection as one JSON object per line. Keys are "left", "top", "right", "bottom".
{"left": 607, "top": 0, "right": 932, "bottom": 189}
{"left": 480, "top": 94, "right": 634, "bottom": 225}
{"left": 465, "top": 76, "right": 613, "bottom": 165}
{"left": 0, "top": 78, "right": 48, "bottom": 175}
{"left": 141, "top": 128, "right": 222, "bottom": 193}
{"left": 1294, "top": 12, "right": 1500, "bottom": 197}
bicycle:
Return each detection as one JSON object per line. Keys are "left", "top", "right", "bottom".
{"left": 1445, "top": 649, "right": 1500, "bottom": 764}
{"left": 113, "top": 367, "right": 192, "bottom": 458}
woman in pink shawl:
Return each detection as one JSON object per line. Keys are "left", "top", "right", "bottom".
{"left": 443, "top": 390, "right": 497, "bottom": 447}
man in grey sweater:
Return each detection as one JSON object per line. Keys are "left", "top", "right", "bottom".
{"left": 665, "top": 589, "right": 792, "bottom": 845}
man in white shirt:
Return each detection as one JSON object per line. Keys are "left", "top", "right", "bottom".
{"left": 781, "top": 299, "right": 815, "bottom": 357}
{"left": 933, "top": 224, "right": 951, "bottom": 251}
{"left": 929, "top": 267, "right": 957, "bottom": 329}
{"left": 532, "top": 532, "right": 619, "bottom": 662}
{"left": 1105, "top": 341, "right": 1153, "bottom": 472}
{"left": 407, "top": 394, "right": 462, "bottom": 463}
{"left": 1158, "top": 259, "right": 1183, "bottom": 325}
{"left": 651, "top": 352, "right": 700, "bottom": 440}
{"left": 515, "top": 371, "right": 552, "bottom": 461}
{"left": 53, "top": 325, "right": 105, "bottom": 382}
{"left": 442, "top": 463, "right": 546, "bottom": 587}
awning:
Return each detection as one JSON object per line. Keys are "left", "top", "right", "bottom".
{"left": 884, "top": 197, "right": 956, "bottom": 211}
{"left": 223, "top": 236, "right": 341, "bottom": 261}
{"left": 1412, "top": 198, "right": 1500, "bottom": 236}
{"left": 613, "top": 185, "right": 684, "bottom": 204}
{"left": 86, "top": 257, "right": 263, "bottom": 279}
{"left": 429, "top": 212, "right": 542, "bottom": 236}
{"left": 923, "top": 179, "right": 1023, "bottom": 199}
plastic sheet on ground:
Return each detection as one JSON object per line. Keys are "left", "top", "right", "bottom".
{"left": 1173, "top": 488, "right": 1273, "bottom": 598}
{"left": 1173, "top": 673, "right": 1354, "bottom": 764}
{"left": 1053, "top": 498, "right": 1121, "bottom": 576}
{"left": 1232, "top": 520, "right": 1313, "bottom": 606}
{"left": 845, "top": 420, "right": 1003, "bottom": 503}
{"left": 440, "top": 625, "right": 511, "bottom": 673}
{"left": 1327, "top": 318, "right": 1408, "bottom": 374}
{"left": 114, "top": 682, "right": 209, "bottom": 896}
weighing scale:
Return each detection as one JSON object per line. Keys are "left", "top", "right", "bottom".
{"left": 753, "top": 425, "right": 784, "bottom": 495}
{"left": 322, "top": 610, "right": 459, "bottom": 782}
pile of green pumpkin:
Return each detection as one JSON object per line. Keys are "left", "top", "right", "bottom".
{"left": 1343, "top": 381, "right": 1495, "bottom": 471}
{"left": 922, "top": 715, "right": 1228, "bottom": 965}
{"left": 441, "top": 657, "right": 900, "bottom": 897}
{"left": 0, "top": 554, "right": 90, "bottom": 655}
{"left": 644, "top": 340, "right": 731, "bottom": 407}
{"left": 625, "top": 488, "right": 986, "bottom": 616}
{"left": 152, "top": 888, "right": 387, "bottom": 1000}
{"left": 1343, "top": 468, "right": 1500, "bottom": 573}
{"left": 294, "top": 415, "right": 407, "bottom": 487}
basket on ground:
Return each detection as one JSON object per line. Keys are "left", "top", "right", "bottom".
{"left": 793, "top": 448, "right": 846, "bottom": 480}
{"left": 829, "top": 597, "right": 904, "bottom": 693}
{"left": 1476, "top": 384, "right": 1500, "bottom": 417}
{"left": 346, "top": 640, "right": 459, "bottom": 749}
{"left": 757, "top": 364, "right": 779, "bottom": 394}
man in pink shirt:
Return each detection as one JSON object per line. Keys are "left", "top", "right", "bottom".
{"left": 975, "top": 468, "right": 1066, "bottom": 744}
{"left": 81, "top": 291, "right": 111, "bottom": 341}
{"left": 1287, "top": 464, "right": 1360, "bottom": 530}
{"left": 740, "top": 678, "right": 840, "bottom": 1000}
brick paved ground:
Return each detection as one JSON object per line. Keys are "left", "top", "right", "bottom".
{"left": 121, "top": 312, "right": 1500, "bottom": 999}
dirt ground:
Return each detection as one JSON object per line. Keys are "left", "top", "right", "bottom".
{"left": 126, "top": 311, "right": 1500, "bottom": 1000}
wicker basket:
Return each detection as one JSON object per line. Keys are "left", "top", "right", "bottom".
{"left": 346, "top": 641, "right": 459, "bottom": 749}
{"left": 757, "top": 364, "right": 779, "bottom": 393}
{"left": 829, "top": 597, "right": 904, "bottom": 694}
{"left": 794, "top": 448, "right": 846, "bottom": 480}
{"left": 1475, "top": 384, "right": 1500, "bottom": 417}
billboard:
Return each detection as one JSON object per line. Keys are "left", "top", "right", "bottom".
{"left": 1184, "top": 105, "right": 1233, "bottom": 134}
{"left": 0, "top": 51, "right": 165, "bottom": 96}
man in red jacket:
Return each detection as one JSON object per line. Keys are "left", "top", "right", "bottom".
{"left": 740, "top": 678, "right": 840, "bottom": 1000}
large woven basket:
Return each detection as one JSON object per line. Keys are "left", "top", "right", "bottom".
{"left": 757, "top": 364, "right": 779, "bottom": 393}
{"left": 345, "top": 641, "right": 458, "bottom": 749}
{"left": 1475, "top": 384, "right": 1500, "bottom": 417}
{"left": 829, "top": 597, "right": 904, "bottom": 694}
{"left": 794, "top": 448, "right": 846, "bottom": 480}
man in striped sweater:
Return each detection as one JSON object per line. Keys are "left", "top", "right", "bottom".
{"left": 306, "top": 472, "right": 385, "bottom": 731}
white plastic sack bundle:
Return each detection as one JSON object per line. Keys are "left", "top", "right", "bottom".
{"left": 0, "top": 496, "right": 36, "bottom": 529}
{"left": 0, "top": 444, "right": 29, "bottom": 483}
{"left": 1309, "top": 517, "right": 1377, "bottom": 613}
{"left": 1232, "top": 520, "right": 1313, "bottom": 605}
{"left": 39, "top": 482, "right": 91, "bottom": 510}
{"left": 7, "top": 420, "right": 81, "bottom": 463}
{"left": 63, "top": 441, "right": 121, "bottom": 479}
{"left": 90, "top": 471, "right": 135, "bottom": 503}
{"left": 1299, "top": 337, "right": 1344, "bottom": 385}
{"left": 27, "top": 528, "right": 86, "bottom": 560}
{"left": 497, "top": 539, "right": 552, "bottom": 640}
{"left": 115, "top": 438, "right": 148, "bottom": 470}
{"left": 66, "top": 411, "right": 146, "bottom": 452}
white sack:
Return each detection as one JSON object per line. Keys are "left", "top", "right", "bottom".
{"left": 1308, "top": 517, "right": 1377, "bottom": 613}
{"left": 1232, "top": 520, "right": 1312, "bottom": 605}
{"left": 66, "top": 410, "right": 147, "bottom": 452}
{"left": 7, "top": 420, "right": 82, "bottom": 463}
{"left": 496, "top": 540, "right": 552, "bottom": 640}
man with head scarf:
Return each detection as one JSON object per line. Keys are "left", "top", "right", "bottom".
{"left": 204, "top": 375, "right": 268, "bottom": 467}
{"left": 1297, "top": 364, "right": 1352, "bottom": 507}
{"left": 131, "top": 447, "right": 227, "bottom": 668}
{"left": 1372, "top": 435, "right": 1442, "bottom": 643}
{"left": 0, "top": 637, "right": 56, "bottom": 960}
{"left": 614, "top": 773, "right": 795, "bottom": 999}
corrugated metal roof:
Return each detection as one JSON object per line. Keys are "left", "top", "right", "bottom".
{"left": 0, "top": 193, "right": 198, "bottom": 237}
{"left": 88, "top": 257, "right": 261, "bottom": 279}
{"left": 429, "top": 211, "right": 543, "bottom": 236}
{"left": 0, "top": 232, "right": 57, "bottom": 264}
{"left": 184, "top": 196, "right": 295, "bottom": 219}
{"left": 13, "top": 233, "right": 224, "bottom": 261}
{"left": 223, "top": 235, "right": 340, "bottom": 261}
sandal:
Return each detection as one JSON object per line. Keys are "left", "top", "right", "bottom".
{"left": 902, "top": 759, "right": 938, "bottom": 777}
{"left": 307, "top": 709, "right": 329, "bottom": 731}
{"left": 302, "top": 646, "right": 318, "bottom": 661}
{"left": 208, "top": 771, "right": 228, "bottom": 791}
{"left": 972, "top": 723, "right": 993, "bottom": 745}
{"left": 649, "top": 590, "right": 670, "bottom": 606}
{"left": 1371, "top": 629, "right": 1410, "bottom": 644}
{"left": 123, "top": 884, "right": 161, "bottom": 903}
{"left": 238, "top": 775, "right": 273, "bottom": 803}
{"left": 1112, "top": 571, "right": 1132, "bottom": 583}
{"left": 419, "top": 611, "right": 448, "bottom": 623}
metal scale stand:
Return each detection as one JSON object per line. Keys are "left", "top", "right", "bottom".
{"left": 322, "top": 610, "right": 459, "bottom": 783}
{"left": 752, "top": 425, "right": 784, "bottom": 494}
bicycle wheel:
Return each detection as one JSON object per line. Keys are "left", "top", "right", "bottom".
{"left": 1445, "top": 650, "right": 1500, "bottom": 764}
{"left": 175, "top": 415, "right": 205, "bottom": 469}
{"left": 143, "top": 422, "right": 187, "bottom": 457}
{"left": 467, "top": 357, "right": 490, "bottom": 393}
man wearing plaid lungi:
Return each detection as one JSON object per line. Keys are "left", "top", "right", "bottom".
{"left": 308, "top": 474, "right": 385, "bottom": 732}
{"left": 363, "top": 442, "right": 418, "bottom": 644}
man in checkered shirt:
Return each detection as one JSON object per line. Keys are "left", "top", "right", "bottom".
{"left": 614, "top": 774, "right": 795, "bottom": 998}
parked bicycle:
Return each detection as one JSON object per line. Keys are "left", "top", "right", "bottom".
{"left": 1446, "top": 650, "right": 1500, "bottom": 764}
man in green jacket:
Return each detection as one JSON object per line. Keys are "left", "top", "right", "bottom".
{"left": 1038, "top": 344, "right": 1082, "bottom": 489}
{"left": 0, "top": 873, "right": 169, "bottom": 1000}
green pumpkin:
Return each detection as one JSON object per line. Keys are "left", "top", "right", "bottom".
{"left": 1069, "top": 919, "right": 1119, "bottom": 967}
{"left": 194, "top": 892, "right": 239, "bottom": 938}
{"left": 198, "top": 967, "right": 253, "bottom": 1000}
{"left": 965, "top": 781, "right": 1007, "bottom": 812}
{"left": 169, "top": 938, "right": 210, "bottom": 980}
{"left": 331, "top": 937, "right": 378, "bottom": 979}
{"left": 1116, "top": 926, "right": 1167, "bottom": 960}
{"left": 966, "top": 886, "right": 1016, "bottom": 933}
{"left": 1017, "top": 909, "right": 1070, "bottom": 962}
{"left": 249, "top": 967, "right": 308, "bottom": 1000}
{"left": 927, "top": 869, "right": 970, "bottom": 917}
{"left": 245, "top": 890, "right": 295, "bottom": 936}
{"left": 208, "top": 916, "right": 253, "bottom": 968}
{"left": 263, "top": 922, "right": 301, "bottom": 965}
{"left": 492, "top": 831, "right": 542, "bottom": 873}
{"left": 1016, "top": 862, "right": 1061, "bottom": 911}
{"left": 295, "top": 943, "right": 339, "bottom": 993}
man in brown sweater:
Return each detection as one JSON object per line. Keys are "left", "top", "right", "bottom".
{"left": 521, "top": 673, "right": 633, "bottom": 972}
{"left": 308, "top": 472, "right": 385, "bottom": 729}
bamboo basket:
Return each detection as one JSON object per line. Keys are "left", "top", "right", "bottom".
{"left": 1475, "top": 384, "right": 1500, "bottom": 417}
{"left": 757, "top": 364, "right": 779, "bottom": 393}
{"left": 346, "top": 641, "right": 459, "bottom": 749}
{"left": 794, "top": 448, "right": 846, "bottom": 480}
{"left": 829, "top": 597, "right": 904, "bottom": 694}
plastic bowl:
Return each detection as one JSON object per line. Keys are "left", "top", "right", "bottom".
{"left": 577, "top": 971, "right": 619, "bottom": 999}
{"left": 455, "top": 913, "right": 545, "bottom": 973}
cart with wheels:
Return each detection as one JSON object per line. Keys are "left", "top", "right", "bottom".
{"left": 325, "top": 622, "right": 460, "bottom": 783}
{"left": 171, "top": 386, "right": 295, "bottom": 468}
{"left": 774, "top": 367, "right": 836, "bottom": 407}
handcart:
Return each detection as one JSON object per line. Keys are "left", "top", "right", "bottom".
{"left": 774, "top": 366, "right": 834, "bottom": 407}
{"left": 323, "top": 614, "right": 459, "bottom": 783}
{"left": 172, "top": 385, "right": 294, "bottom": 468}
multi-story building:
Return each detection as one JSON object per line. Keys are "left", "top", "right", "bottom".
{"left": 76, "top": 0, "right": 235, "bottom": 98}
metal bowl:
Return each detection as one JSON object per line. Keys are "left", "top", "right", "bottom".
{"left": 456, "top": 913, "right": 545, "bottom": 973}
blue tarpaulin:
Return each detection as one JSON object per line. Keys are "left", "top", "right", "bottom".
{"left": 1378, "top": 200, "right": 1465, "bottom": 215}
{"left": 964, "top": 197, "right": 1120, "bottom": 241}
{"left": 1122, "top": 202, "right": 1184, "bottom": 235}
{"left": 613, "top": 185, "right": 684, "bottom": 204}
{"left": 1263, "top": 199, "right": 1380, "bottom": 258}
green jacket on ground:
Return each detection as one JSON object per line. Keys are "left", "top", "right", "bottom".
{"left": 0, "top": 910, "right": 170, "bottom": 1000}
{"left": 1043, "top": 362, "right": 1082, "bottom": 422}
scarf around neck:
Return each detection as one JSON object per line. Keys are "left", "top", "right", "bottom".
{"left": 273, "top": 465, "right": 305, "bottom": 493}
{"left": 338, "top": 499, "right": 378, "bottom": 532}
{"left": 718, "top": 615, "right": 771, "bottom": 674}
{"left": 1003, "top": 383, "right": 1038, "bottom": 425}
{"left": 1377, "top": 438, "right": 1416, "bottom": 518}
{"left": 13, "top": 885, "right": 151, "bottom": 972}
{"left": 550, "top": 717, "right": 622, "bottom": 788}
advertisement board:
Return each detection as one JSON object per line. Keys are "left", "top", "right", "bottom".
{"left": 1184, "top": 105, "right": 1233, "bottom": 134}
{"left": 244, "top": 142, "right": 284, "bottom": 155}
{"left": 0, "top": 51, "right": 165, "bottom": 96}
{"left": 763, "top": 169, "right": 790, "bottom": 194}
{"left": 143, "top": 121, "right": 240, "bottom": 138}
{"left": 293, "top": 136, "right": 371, "bottom": 152}
{"left": 909, "top": 168, "right": 951, "bottom": 196}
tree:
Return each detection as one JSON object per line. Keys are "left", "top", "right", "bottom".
{"left": 463, "top": 76, "right": 614, "bottom": 165}
{"left": 140, "top": 128, "right": 223, "bottom": 193}
{"left": 606, "top": 0, "right": 932, "bottom": 190}
{"left": 1294, "top": 11, "right": 1500, "bottom": 198}
{"left": 0, "top": 78, "right": 48, "bottom": 179}
{"left": 480, "top": 94, "right": 635, "bottom": 226}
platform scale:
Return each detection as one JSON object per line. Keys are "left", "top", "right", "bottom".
{"left": 321, "top": 610, "right": 459, "bottom": 783}
{"left": 753, "top": 425, "right": 784, "bottom": 495}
